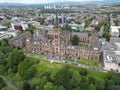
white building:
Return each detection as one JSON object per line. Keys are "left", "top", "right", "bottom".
{"left": 110, "top": 26, "right": 120, "bottom": 37}
{"left": 21, "top": 21, "right": 28, "bottom": 30}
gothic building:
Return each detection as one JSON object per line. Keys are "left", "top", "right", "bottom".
{"left": 24, "top": 15, "right": 101, "bottom": 61}
{"left": 9, "top": 14, "right": 101, "bottom": 61}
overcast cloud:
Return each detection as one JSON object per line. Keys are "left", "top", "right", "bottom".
{"left": 0, "top": 0, "right": 103, "bottom": 4}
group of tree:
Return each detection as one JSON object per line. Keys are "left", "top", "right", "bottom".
{"left": 71, "top": 35, "right": 79, "bottom": 46}
{"left": 95, "top": 23, "right": 104, "bottom": 32}
{"left": 95, "top": 19, "right": 111, "bottom": 41}
{"left": 1, "top": 39, "right": 120, "bottom": 90}
{"left": 0, "top": 77, "right": 6, "bottom": 89}
{"left": 102, "top": 22, "right": 111, "bottom": 41}
{"left": 75, "top": 21, "right": 81, "bottom": 24}
{"left": 61, "top": 24, "right": 72, "bottom": 32}
{"left": 35, "top": 18, "right": 45, "bottom": 25}
{"left": 0, "top": 39, "right": 36, "bottom": 89}
{"left": 3, "top": 22, "right": 11, "bottom": 28}
{"left": 31, "top": 65, "right": 120, "bottom": 90}
{"left": 114, "top": 20, "right": 119, "bottom": 26}
{"left": 25, "top": 24, "right": 36, "bottom": 34}
{"left": 85, "top": 17, "right": 94, "bottom": 27}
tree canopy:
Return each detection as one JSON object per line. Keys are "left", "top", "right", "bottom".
{"left": 71, "top": 35, "right": 79, "bottom": 46}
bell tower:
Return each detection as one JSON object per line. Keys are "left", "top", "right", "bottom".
{"left": 53, "top": 13, "right": 60, "bottom": 54}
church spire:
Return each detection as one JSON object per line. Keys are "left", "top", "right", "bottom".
{"left": 55, "top": 13, "right": 59, "bottom": 28}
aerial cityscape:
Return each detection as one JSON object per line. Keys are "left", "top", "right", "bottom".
{"left": 0, "top": 0, "right": 120, "bottom": 90}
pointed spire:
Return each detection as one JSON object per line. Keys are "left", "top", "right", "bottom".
{"left": 55, "top": 13, "right": 59, "bottom": 28}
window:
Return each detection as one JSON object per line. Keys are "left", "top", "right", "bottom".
{"left": 55, "top": 35, "right": 58, "bottom": 39}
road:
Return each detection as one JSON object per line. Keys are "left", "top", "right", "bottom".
{"left": 0, "top": 76, "right": 18, "bottom": 90}
{"left": 25, "top": 53, "right": 108, "bottom": 73}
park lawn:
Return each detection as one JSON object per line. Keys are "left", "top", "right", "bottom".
{"left": 64, "top": 64, "right": 107, "bottom": 80}
{"left": 26, "top": 57, "right": 64, "bottom": 73}
{"left": 77, "top": 57, "right": 99, "bottom": 67}
{"left": 26, "top": 57, "right": 105, "bottom": 79}
{"left": 5, "top": 57, "right": 107, "bottom": 89}
{"left": 24, "top": 51, "right": 47, "bottom": 56}
{"left": 63, "top": 57, "right": 75, "bottom": 62}
{"left": 79, "top": 43, "right": 89, "bottom": 47}
{"left": 86, "top": 69, "right": 107, "bottom": 79}
{"left": 63, "top": 57, "right": 99, "bottom": 67}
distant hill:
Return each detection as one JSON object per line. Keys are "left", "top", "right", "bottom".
{"left": 0, "top": 0, "right": 120, "bottom": 7}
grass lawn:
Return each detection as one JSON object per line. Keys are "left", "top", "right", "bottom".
{"left": 63, "top": 57, "right": 99, "bottom": 67}
{"left": 26, "top": 57, "right": 104, "bottom": 79}
{"left": 77, "top": 57, "right": 99, "bottom": 67}
{"left": 26, "top": 57, "right": 64, "bottom": 73}
{"left": 86, "top": 68, "right": 107, "bottom": 79}
{"left": 63, "top": 57, "right": 75, "bottom": 62}
{"left": 79, "top": 43, "right": 89, "bottom": 47}
{"left": 24, "top": 51, "right": 47, "bottom": 56}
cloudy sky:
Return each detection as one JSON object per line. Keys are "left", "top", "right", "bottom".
{"left": 0, "top": 0, "right": 103, "bottom": 4}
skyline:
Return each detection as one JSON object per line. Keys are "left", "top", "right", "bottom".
{"left": 0, "top": 0, "right": 103, "bottom": 4}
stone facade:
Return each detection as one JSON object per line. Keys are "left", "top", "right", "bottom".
{"left": 25, "top": 29, "right": 100, "bottom": 61}
{"left": 9, "top": 31, "right": 31, "bottom": 48}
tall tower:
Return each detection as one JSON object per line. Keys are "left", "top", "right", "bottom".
{"left": 53, "top": 13, "right": 60, "bottom": 54}
{"left": 62, "top": 13, "right": 64, "bottom": 24}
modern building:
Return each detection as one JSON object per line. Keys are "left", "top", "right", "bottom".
{"left": 11, "top": 21, "right": 28, "bottom": 31}
{"left": 110, "top": 26, "right": 120, "bottom": 37}
{"left": 69, "top": 24, "right": 84, "bottom": 31}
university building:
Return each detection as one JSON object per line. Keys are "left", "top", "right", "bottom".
{"left": 9, "top": 15, "right": 101, "bottom": 61}
{"left": 25, "top": 29, "right": 100, "bottom": 61}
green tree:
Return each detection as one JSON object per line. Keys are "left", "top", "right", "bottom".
{"left": 7, "top": 49, "right": 25, "bottom": 71}
{"left": 18, "top": 61, "right": 29, "bottom": 80}
{"left": 18, "top": 60, "right": 36, "bottom": 80}
{"left": 3, "top": 22, "right": 10, "bottom": 28}
{"left": 62, "top": 24, "right": 71, "bottom": 31}
{"left": 79, "top": 76, "right": 89, "bottom": 90}
{"left": 95, "top": 79, "right": 105, "bottom": 90}
{"left": 54, "top": 67, "right": 71, "bottom": 89}
{"left": 72, "top": 35, "right": 79, "bottom": 46}
{"left": 58, "top": 85, "right": 66, "bottom": 90}
{"left": 79, "top": 68, "right": 88, "bottom": 76}
{"left": 89, "top": 84, "right": 96, "bottom": 90}
{"left": 76, "top": 21, "right": 81, "bottom": 24}
{"left": 44, "top": 82, "right": 53, "bottom": 90}
{"left": 72, "top": 71, "right": 81, "bottom": 86}
{"left": 40, "top": 76, "right": 48, "bottom": 90}
{"left": 36, "top": 18, "right": 44, "bottom": 25}
{"left": 107, "top": 85, "right": 120, "bottom": 90}
{"left": 0, "top": 78, "right": 6, "bottom": 89}
{"left": 26, "top": 24, "right": 36, "bottom": 34}
{"left": 114, "top": 20, "right": 119, "bottom": 26}
{"left": 102, "top": 32, "right": 111, "bottom": 41}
